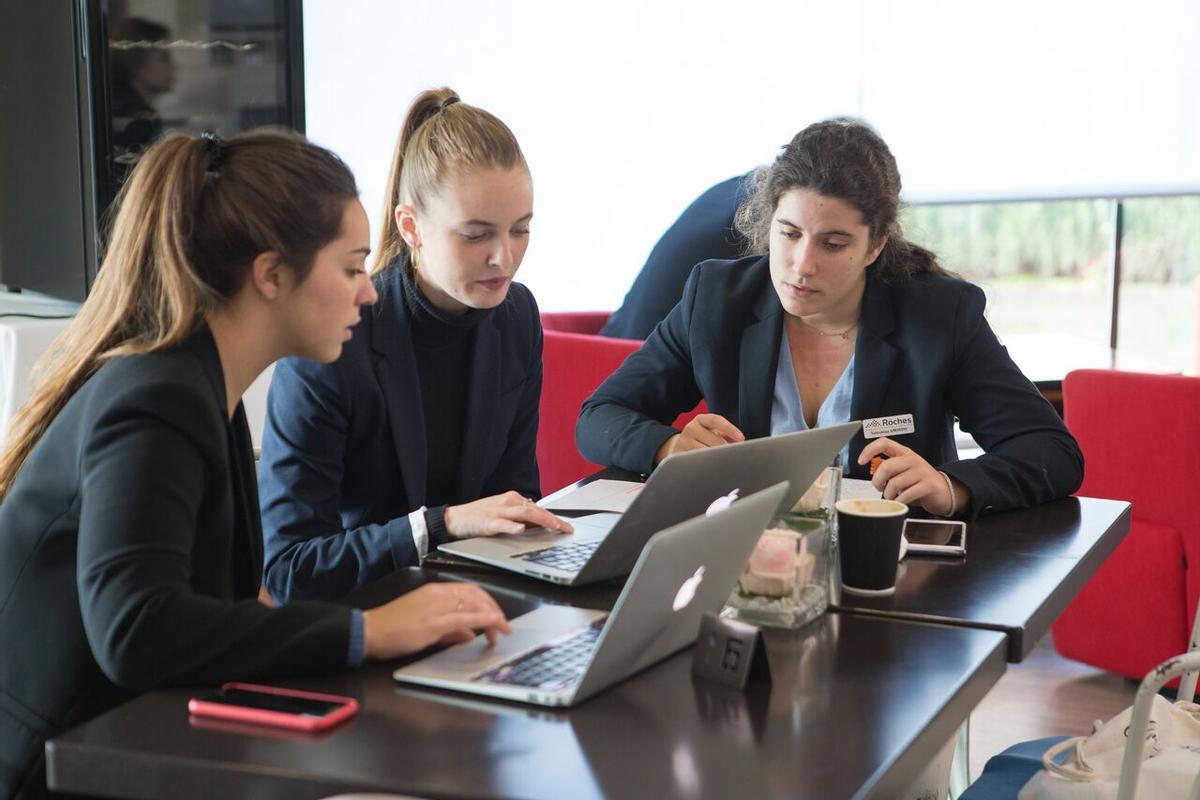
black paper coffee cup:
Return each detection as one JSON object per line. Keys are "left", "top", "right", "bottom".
{"left": 835, "top": 498, "right": 908, "bottom": 595}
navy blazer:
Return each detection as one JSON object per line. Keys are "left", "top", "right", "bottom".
{"left": 0, "top": 328, "right": 350, "bottom": 799}
{"left": 601, "top": 173, "right": 750, "bottom": 339}
{"left": 259, "top": 266, "right": 543, "bottom": 603}
{"left": 577, "top": 256, "right": 1083, "bottom": 517}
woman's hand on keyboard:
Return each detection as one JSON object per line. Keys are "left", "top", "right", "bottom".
{"left": 444, "top": 491, "right": 574, "bottom": 538}
{"left": 362, "top": 582, "right": 512, "bottom": 659}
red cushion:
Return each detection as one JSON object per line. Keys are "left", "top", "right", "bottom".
{"left": 539, "top": 311, "right": 612, "bottom": 336}
{"left": 1065, "top": 370, "right": 1199, "bottom": 538}
{"left": 537, "top": 326, "right": 706, "bottom": 495}
{"left": 1052, "top": 518, "right": 1187, "bottom": 679}
{"left": 1053, "top": 369, "right": 1200, "bottom": 679}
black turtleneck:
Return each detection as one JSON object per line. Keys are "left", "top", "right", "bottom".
{"left": 398, "top": 260, "right": 494, "bottom": 544}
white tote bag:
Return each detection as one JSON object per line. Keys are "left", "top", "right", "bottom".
{"left": 1019, "top": 695, "right": 1200, "bottom": 800}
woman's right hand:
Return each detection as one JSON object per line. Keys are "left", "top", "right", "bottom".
{"left": 444, "top": 491, "right": 574, "bottom": 538}
{"left": 362, "top": 582, "right": 511, "bottom": 661}
{"left": 654, "top": 413, "right": 745, "bottom": 465}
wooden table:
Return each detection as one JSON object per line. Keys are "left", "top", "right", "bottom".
{"left": 47, "top": 477, "right": 1126, "bottom": 798}
{"left": 535, "top": 468, "right": 1131, "bottom": 663}
{"left": 47, "top": 567, "right": 1007, "bottom": 800}
{"left": 832, "top": 496, "right": 1130, "bottom": 662}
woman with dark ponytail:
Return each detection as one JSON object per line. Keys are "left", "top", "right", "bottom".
{"left": 0, "top": 130, "right": 511, "bottom": 799}
{"left": 258, "top": 88, "right": 570, "bottom": 604}
{"left": 578, "top": 118, "right": 1083, "bottom": 518}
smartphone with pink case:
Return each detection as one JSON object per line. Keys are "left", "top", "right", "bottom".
{"left": 188, "top": 682, "right": 358, "bottom": 731}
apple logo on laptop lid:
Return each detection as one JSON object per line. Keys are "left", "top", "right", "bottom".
{"left": 673, "top": 566, "right": 706, "bottom": 611}
{"left": 705, "top": 489, "right": 739, "bottom": 517}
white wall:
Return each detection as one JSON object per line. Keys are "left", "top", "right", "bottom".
{"left": 304, "top": 0, "right": 1199, "bottom": 311}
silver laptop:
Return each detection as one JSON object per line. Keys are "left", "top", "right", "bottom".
{"left": 439, "top": 421, "right": 858, "bottom": 585}
{"left": 394, "top": 482, "right": 787, "bottom": 707}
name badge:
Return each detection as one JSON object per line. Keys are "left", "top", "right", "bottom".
{"left": 863, "top": 414, "right": 915, "bottom": 439}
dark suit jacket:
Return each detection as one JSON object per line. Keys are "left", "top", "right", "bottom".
{"left": 601, "top": 173, "right": 750, "bottom": 340}
{"left": 578, "top": 256, "right": 1083, "bottom": 516}
{"left": 258, "top": 266, "right": 543, "bottom": 604}
{"left": 0, "top": 327, "right": 351, "bottom": 800}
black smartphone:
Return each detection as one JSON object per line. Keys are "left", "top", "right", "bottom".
{"left": 902, "top": 518, "right": 967, "bottom": 556}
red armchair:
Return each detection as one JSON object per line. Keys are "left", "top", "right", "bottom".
{"left": 539, "top": 311, "right": 612, "bottom": 336}
{"left": 537, "top": 313, "right": 703, "bottom": 496}
{"left": 1052, "top": 369, "right": 1200, "bottom": 680}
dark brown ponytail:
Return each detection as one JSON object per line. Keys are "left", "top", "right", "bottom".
{"left": 0, "top": 130, "right": 357, "bottom": 500}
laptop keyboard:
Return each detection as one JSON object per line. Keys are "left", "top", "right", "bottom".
{"left": 477, "top": 618, "right": 607, "bottom": 690}
{"left": 515, "top": 540, "right": 600, "bottom": 572}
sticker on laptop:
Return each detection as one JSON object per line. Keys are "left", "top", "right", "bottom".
{"left": 862, "top": 414, "right": 915, "bottom": 439}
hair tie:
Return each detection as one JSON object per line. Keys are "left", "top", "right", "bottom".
{"left": 438, "top": 96, "right": 460, "bottom": 112}
{"left": 201, "top": 130, "right": 224, "bottom": 174}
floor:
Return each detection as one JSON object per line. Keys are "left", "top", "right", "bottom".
{"left": 966, "top": 633, "right": 1137, "bottom": 778}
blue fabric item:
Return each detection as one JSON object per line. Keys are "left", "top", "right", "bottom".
{"left": 959, "top": 736, "right": 1071, "bottom": 799}
{"left": 770, "top": 333, "right": 855, "bottom": 467}
{"left": 346, "top": 609, "right": 365, "bottom": 667}
{"left": 601, "top": 174, "right": 751, "bottom": 340}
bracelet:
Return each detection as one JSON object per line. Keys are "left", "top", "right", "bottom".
{"left": 938, "top": 471, "right": 958, "bottom": 517}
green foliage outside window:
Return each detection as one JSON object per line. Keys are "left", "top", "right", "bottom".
{"left": 901, "top": 196, "right": 1200, "bottom": 372}
{"left": 902, "top": 196, "right": 1200, "bottom": 284}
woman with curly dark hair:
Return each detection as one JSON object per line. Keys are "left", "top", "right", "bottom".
{"left": 578, "top": 118, "right": 1082, "bottom": 519}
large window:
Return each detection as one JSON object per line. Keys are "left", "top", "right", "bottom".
{"left": 1119, "top": 197, "right": 1200, "bottom": 372}
{"left": 904, "top": 196, "right": 1200, "bottom": 376}
{"left": 303, "top": 1, "right": 1200, "bottom": 315}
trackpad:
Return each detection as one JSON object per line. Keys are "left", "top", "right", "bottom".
{"left": 395, "top": 605, "right": 605, "bottom": 681}
{"left": 502, "top": 512, "right": 619, "bottom": 544}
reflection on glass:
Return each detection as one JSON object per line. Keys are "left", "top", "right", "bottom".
{"left": 109, "top": 16, "right": 175, "bottom": 158}
{"left": 103, "top": 1, "right": 295, "bottom": 204}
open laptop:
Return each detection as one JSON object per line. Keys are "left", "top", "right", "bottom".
{"left": 439, "top": 421, "right": 858, "bottom": 585}
{"left": 394, "top": 482, "right": 787, "bottom": 707}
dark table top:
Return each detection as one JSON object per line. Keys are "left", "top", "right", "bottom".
{"left": 831, "top": 496, "right": 1131, "bottom": 662}
{"left": 527, "top": 468, "right": 1131, "bottom": 663}
{"left": 48, "top": 567, "right": 1007, "bottom": 800}
{"left": 47, "top": 468, "right": 1117, "bottom": 799}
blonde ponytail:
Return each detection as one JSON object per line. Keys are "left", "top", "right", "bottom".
{"left": 373, "top": 87, "right": 526, "bottom": 274}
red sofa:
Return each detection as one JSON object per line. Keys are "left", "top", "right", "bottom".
{"left": 1052, "top": 369, "right": 1200, "bottom": 680}
{"left": 537, "top": 313, "right": 702, "bottom": 496}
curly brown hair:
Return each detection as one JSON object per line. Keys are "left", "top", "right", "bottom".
{"left": 734, "top": 118, "right": 946, "bottom": 280}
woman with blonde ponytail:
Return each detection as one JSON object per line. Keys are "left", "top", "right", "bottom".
{"left": 0, "top": 130, "right": 511, "bottom": 799}
{"left": 258, "top": 88, "right": 570, "bottom": 604}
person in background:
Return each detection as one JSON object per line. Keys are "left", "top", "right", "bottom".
{"left": 108, "top": 16, "right": 176, "bottom": 152}
{"left": 258, "top": 88, "right": 571, "bottom": 605}
{"left": 600, "top": 173, "right": 751, "bottom": 340}
{"left": 0, "top": 130, "right": 510, "bottom": 799}
{"left": 577, "top": 118, "right": 1083, "bottom": 518}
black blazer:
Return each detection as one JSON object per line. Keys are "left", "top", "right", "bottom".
{"left": 258, "top": 266, "right": 543, "bottom": 604}
{"left": 0, "top": 328, "right": 351, "bottom": 800}
{"left": 577, "top": 256, "right": 1083, "bottom": 516}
